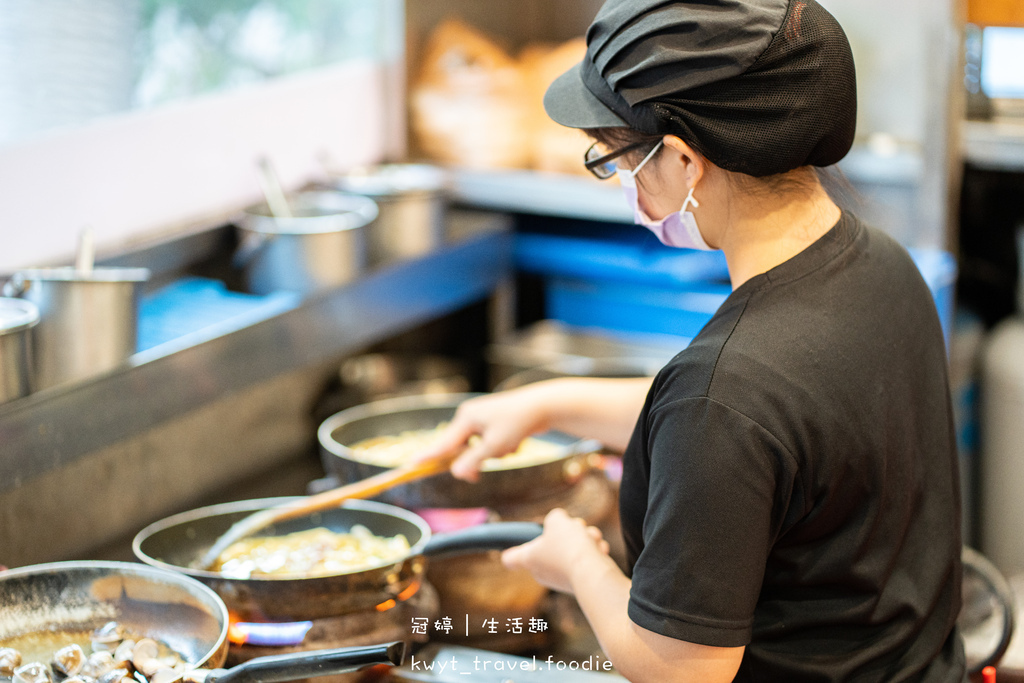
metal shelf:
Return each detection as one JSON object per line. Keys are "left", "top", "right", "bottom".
{"left": 450, "top": 146, "right": 929, "bottom": 228}
{"left": 0, "top": 214, "right": 513, "bottom": 493}
{"left": 451, "top": 168, "right": 633, "bottom": 224}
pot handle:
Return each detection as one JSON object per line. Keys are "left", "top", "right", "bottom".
{"left": 232, "top": 231, "right": 275, "bottom": 269}
{"left": 423, "top": 522, "right": 542, "bottom": 559}
{"left": 207, "top": 642, "right": 405, "bottom": 683}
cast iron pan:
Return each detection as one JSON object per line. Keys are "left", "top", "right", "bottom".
{"left": 133, "top": 498, "right": 541, "bottom": 621}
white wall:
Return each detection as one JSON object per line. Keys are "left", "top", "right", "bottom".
{"left": 0, "top": 60, "right": 392, "bottom": 272}
{"left": 819, "top": 0, "right": 961, "bottom": 248}
{"left": 819, "top": 0, "right": 931, "bottom": 144}
{"left": 406, "top": 0, "right": 960, "bottom": 248}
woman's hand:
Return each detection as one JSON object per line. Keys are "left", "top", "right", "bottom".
{"left": 504, "top": 509, "right": 745, "bottom": 683}
{"left": 501, "top": 508, "right": 611, "bottom": 594}
{"left": 415, "top": 377, "right": 654, "bottom": 481}
{"left": 415, "top": 384, "right": 551, "bottom": 482}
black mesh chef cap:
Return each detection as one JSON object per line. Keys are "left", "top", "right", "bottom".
{"left": 544, "top": 0, "right": 857, "bottom": 177}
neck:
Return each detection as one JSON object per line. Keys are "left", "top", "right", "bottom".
{"left": 712, "top": 172, "right": 842, "bottom": 290}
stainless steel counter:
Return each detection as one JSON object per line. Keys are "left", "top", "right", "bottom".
{"left": 0, "top": 211, "right": 512, "bottom": 567}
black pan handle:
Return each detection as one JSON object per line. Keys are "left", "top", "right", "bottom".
{"left": 207, "top": 642, "right": 405, "bottom": 683}
{"left": 423, "top": 522, "right": 542, "bottom": 559}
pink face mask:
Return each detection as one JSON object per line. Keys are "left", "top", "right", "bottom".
{"left": 616, "top": 141, "right": 714, "bottom": 251}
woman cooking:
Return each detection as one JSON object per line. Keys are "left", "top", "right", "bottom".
{"left": 421, "top": 0, "right": 965, "bottom": 680}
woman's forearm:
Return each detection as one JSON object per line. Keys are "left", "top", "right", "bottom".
{"left": 500, "top": 510, "right": 743, "bottom": 682}
{"left": 530, "top": 377, "right": 652, "bottom": 452}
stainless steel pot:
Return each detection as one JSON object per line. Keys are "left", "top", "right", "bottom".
{"left": 0, "top": 298, "right": 39, "bottom": 403}
{"left": 332, "top": 165, "right": 447, "bottom": 267}
{"left": 318, "top": 393, "right": 600, "bottom": 509}
{"left": 3, "top": 267, "right": 149, "bottom": 390}
{"left": 495, "top": 356, "right": 664, "bottom": 392}
{"left": 487, "top": 320, "right": 679, "bottom": 389}
{"left": 238, "top": 191, "right": 378, "bottom": 295}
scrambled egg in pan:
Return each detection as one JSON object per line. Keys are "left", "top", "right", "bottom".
{"left": 213, "top": 525, "right": 411, "bottom": 579}
{"left": 348, "top": 424, "right": 565, "bottom": 471}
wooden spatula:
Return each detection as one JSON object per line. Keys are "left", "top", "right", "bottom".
{"left": 197, "top": 453, "right": 457, "bottom": 570}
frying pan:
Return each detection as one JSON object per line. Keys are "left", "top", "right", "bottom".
{"left": 133, "top": 498, "right": 541, "bottom": 621}
{"left": 0, "top": 562, "right": 404, "bottom": 683}
{"left": 318, "top": 393, "right": 601, "bottom": 508}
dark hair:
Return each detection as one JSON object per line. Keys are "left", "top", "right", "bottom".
{"left": 814, "top": 165, "right": 861, "bottom": 214}
{"left": 589, "top": 126, "right": 858, "bottom": 210}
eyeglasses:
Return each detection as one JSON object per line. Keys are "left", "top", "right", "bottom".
{"left": 583, "top": 140, "right": 650, "bottom": 180}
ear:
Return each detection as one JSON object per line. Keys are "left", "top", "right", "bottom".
{"left": 662, "top": 135, "right": 704, "bottom": 189}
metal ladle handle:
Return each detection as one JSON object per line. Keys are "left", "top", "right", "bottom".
{"left": 233, "top": 157, "right": 291, "bottom": 269}
{"left": 255, "top": 157, "right": 293, "bottom": 220}
{"left": 2, "top": 273, "right": 27, "bottom": 298}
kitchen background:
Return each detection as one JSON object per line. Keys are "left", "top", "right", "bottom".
{"left": 1, "top": 0, "right": 1024, "bottom": 678}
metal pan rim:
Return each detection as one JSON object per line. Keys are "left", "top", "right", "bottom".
{"left": 0, "top": 559, "right": 229, "bottom": 668}
{"left": 132, "top": 497, "right": 433, "bottom": 582}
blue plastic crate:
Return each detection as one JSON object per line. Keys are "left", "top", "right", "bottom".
{"left": 515, "top": 232, "right": 730, "bottom": 288}
{"left": 907, "top": 247, "right": 958, "bottom": 344}
{"left": 517, "top": 232, "right": 957, "bottom": 343}
{"left": 516, "top": 231, "right": 732, "bottom": 339}
{"left": 137, "top": 277, "right": 299, "bottom": 354}
{"left": 546, "top": 278, "right": 731, "bottom": 339}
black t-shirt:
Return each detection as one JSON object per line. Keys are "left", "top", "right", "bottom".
{"left": 620, "top": 212, "right": 965, "bottom": 681}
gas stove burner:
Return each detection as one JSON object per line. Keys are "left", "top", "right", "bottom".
{"left": 414, "top": 507, "right": 491, "bottom": 532}
{"left": 225, "top": 582, "right": 439, "bottom": 667}
{"left": 226, "top": 579, "right": 428, "bottom": 647}
{"left": 230, "top": 619, "right": 314, "bottom": 646}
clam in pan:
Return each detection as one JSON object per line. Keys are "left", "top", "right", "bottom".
{"left": 0, "top": 622, "right": 188, "bottom": 683}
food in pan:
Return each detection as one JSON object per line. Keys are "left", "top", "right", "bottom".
{"left": 211, "top": 525, "right": 411, "bottom": 579}
{"left": 348, "top": 424, "right": 566, "bottom": 471}
{"left": 0, "top": 622, "right": 187, "bottom": 683}
{"left": 0, "top": 648, "right": 22, "bottom": 678}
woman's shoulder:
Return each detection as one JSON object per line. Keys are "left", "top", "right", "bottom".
{"left": 844, "top": 213, "right": 933, "bottom": 289}
{"left": 648, "top": 213, "right": 949, "bottom": 449}
{"left": 648, "top": 294, "right": 751, "bottom": 405}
